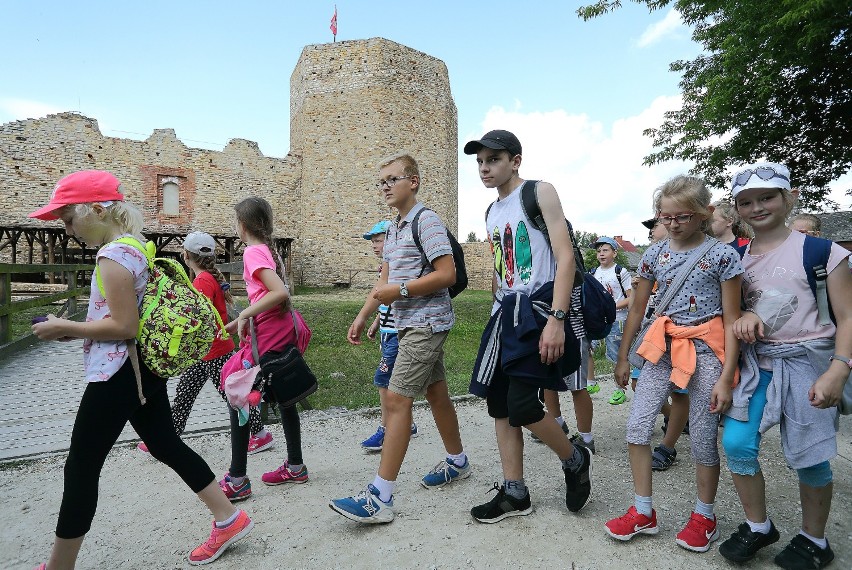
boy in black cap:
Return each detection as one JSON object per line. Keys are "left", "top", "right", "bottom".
{"left": 464, "top": 130, "right": 592, "bottom": 523}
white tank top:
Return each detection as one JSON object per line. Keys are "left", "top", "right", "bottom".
{"left": 487, "top": 184, "right": 556, "bottom": 313}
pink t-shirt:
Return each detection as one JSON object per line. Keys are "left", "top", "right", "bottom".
{"left": 741, "top": 230, "right": 850, "bottom": 343}
{"left": 83, "top": 238, "right": 149, "bottom": 382}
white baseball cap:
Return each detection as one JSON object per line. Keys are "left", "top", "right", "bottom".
{"left": 731, "top": 162, "right": 791, "bottom": 198}
{"left": 184, "top": 231, "right": 217, "bottom": 256}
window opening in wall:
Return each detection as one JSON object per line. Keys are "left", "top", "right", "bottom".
{"left": 162, "top": 181, "right": 180, "bottom": 215}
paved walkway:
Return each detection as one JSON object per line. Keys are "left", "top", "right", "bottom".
{"left": 0, "top": 339, "right": 230, "bottom": 460}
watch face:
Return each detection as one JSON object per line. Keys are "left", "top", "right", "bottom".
{"left": 553, "top": 309, "right": 566, "bottom": 320}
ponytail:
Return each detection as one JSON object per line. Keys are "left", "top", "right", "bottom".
{"left": 187, "top": 251, "right": 234, "bottom": 306}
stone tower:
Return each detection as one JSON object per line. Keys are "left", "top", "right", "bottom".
{"left": 289, "top": 38, "right": 458, "bottom": 285}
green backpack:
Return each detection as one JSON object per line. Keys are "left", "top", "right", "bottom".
{"left": 96, "top": 237, "right": 227, "bottom": 403}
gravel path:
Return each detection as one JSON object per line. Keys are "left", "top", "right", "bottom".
{"left": 5, "top": 380, "right": 851, "bottom": 569}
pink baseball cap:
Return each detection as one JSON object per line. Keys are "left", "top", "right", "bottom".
{"left": 28, "top": 170, "right": 125, "bottom": 221}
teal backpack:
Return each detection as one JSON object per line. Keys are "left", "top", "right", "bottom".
{"left": 96, "top": 237, "right": 227, "bottom": 403}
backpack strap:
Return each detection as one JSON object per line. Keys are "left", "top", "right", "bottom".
{"left": 615, "top": 264, "right": 627, "bottom": 297}
{"left": 95, "top": 236, "right": 154, "bottom": 297}
{"left": 803, "top": 234, "right": 834, "bottom": 326}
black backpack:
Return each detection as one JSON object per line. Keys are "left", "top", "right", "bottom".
{"left": 487, "top": 180, "right": 616, "bottom": 340}
{"left": 411, "top": 208, "right": 469, "bottom": 298}
{"left": 590, "top": 264, "right": 628, "bottom": 297}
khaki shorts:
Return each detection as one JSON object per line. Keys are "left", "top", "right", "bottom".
{"left": 389, "top": 326, "right": 448, "bottom": 398}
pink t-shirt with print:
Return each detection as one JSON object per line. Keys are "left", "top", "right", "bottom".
{"left": 741, "top": 230, "right": 850, "bottom": 344}
{"left": 83, "top": 238, "right": 149, "bottom": 382}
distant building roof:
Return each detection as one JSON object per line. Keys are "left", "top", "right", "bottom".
{"left": 818, "top": 211, "right": 852, "bottom": 242}
{"left": 613, "top": 235, "right": 639, "bottom": 253}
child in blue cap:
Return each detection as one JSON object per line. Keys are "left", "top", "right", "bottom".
{"left": 355, "top": 220, "right": 418, "bottom": 452}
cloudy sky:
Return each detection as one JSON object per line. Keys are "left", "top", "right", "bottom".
{"left": 2, "top": 1, "right": 848, "bottom": 243}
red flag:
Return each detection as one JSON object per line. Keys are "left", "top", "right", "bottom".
{"left": 330, "top": 6, "right": 338, "bottom": 38}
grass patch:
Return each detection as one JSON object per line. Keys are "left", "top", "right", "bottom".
{"left": 288, "top": 289, "right": 611, "bottom": 410}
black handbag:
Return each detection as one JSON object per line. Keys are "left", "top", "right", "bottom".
{"left": 250, "top": 319, "right": 318, "bottom": 408}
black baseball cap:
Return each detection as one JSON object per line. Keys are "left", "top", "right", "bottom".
{"left": 642, "top": 218, "right": 657, "bottom": 230}
{"left": 463, "top": 129, "right": 522, "bottom": 156}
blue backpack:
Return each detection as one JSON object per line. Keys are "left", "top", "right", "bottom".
{"left": 486, "top": 180, "right": 616, "bottom": 340}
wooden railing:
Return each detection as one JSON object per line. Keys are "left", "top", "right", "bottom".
{"left": 0, "top": 263, "right": 92, "bottom": 346}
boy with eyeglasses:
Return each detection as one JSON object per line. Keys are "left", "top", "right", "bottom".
{"left": 330, "top": 153, "right": 470, "bottom": 524}
{"left": 465, "top": 129, "right": 592, "bottom": 523}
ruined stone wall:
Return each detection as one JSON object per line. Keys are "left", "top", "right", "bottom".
{"left": 461, "top": 241, "right": 493, "bottom": 292}
{"left": 290, "top": 38, "right": 458, "bottom": 287}
{"left": 1, "top": 38, "right": 465, "bottom": 289}
{"left": 0, "top": 113, "right": 300, "bottom": 238}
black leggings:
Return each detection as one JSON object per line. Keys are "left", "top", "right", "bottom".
{"left": 229, "top": 402, "right": 302, "bottom": 478}
{"left": 57, "top": 350, "right": 215, "bottom": 539}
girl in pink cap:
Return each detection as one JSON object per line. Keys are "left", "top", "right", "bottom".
{"left": 29, "top": 170, "right": 252, "bottom": 568}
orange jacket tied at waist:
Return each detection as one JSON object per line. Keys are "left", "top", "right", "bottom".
{"left": 636, "top": 315, "right": 739, "bottom": 389}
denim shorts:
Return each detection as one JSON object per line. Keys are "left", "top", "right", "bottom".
{"left": 373, "top": 332, "right": 399, "bottom": 389}
{"left": 591, "top": 319, "right": 624, "bottom": 364}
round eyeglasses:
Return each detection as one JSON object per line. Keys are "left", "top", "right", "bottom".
{"left": 375, "top": 176, "right": 412, "bottom": 190}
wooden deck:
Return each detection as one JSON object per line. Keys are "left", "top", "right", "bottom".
{"left": 0, "top": 339, "right": 231, "bottom": 461}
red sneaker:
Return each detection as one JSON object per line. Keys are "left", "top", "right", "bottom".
{"left": 137, "top": 442, "right": 150, "bottom": 455}
{"left": 676, "top": 512, "right": 720, "bottom": 552}
{"left": 247, "top": 432, "right": 275, "bottom": 455}
{"left": 189, "top": 509, "right": 253, "bottom": 565}
{"left": 605, "top": 506, "right": 659, "bottom": 541}
{"left": 261, "top": 462, "right": 309, "bottom": 486}
{"left": 218, "top": 474, "right": 252, "bottom": 502}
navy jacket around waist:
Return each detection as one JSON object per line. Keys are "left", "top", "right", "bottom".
{"left": 469, "top": 281, "right": 580, "bottom": 397}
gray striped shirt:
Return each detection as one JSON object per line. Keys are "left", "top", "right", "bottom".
{"left": 384, "top": 203, "right": 455, "bottom": 332}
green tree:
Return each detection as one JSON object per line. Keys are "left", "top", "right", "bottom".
{"left": 466, "top": 231, "right": 478, "bottom": 243}
{"left": 577, "top": 1, "right": 852, "bottom": 209}
{"left": 573, "top": 231, "right": 599, "bottom": 249}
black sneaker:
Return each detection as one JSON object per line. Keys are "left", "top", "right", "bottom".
{"left": 470, "top": 483, "right": 532, "bottom": 523}
{"left": 563, "top": 445, "right": 592, "bottom": 512}
{"left": 569, "top": 433, "right": 596, "bottom": 455}
{"left": 719, "top": 521, "right": 780, "bottom": 563}
{"left": 774, "top": 535, "right": 834, "bottom": 569}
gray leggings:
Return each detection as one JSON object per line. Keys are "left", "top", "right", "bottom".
{"left": 626, "top": 351, "right": 722, "bottom": 466}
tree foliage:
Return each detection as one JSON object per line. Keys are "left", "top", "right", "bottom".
{"left": 465, "top": 231, "right": 478, "bottom": 243}
{"left": 578, "top": 1, "right": 852, "bottom": 209}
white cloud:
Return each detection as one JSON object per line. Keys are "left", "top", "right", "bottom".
{"left": 637, "top": 9, "right": 684, "bottom": 48}
{"left": 458, "top": 95, "right": 692, "bottom": 245}
{"left": 0, "top": 98, "right": 64, "bottom": 122}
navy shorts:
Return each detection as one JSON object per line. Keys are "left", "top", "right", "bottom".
{"left": 373, "top": 332, "right": 399, "bottom": 388}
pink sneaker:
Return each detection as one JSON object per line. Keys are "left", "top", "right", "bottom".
{"left": 34, "top": 564, "right": 47, "bottom": 570}
{"left": 218, "top": 474, "right": 252, "bottom": 502}
{"left": 188, "top": 509, "right": 253, "bottom": 565}
{"left": 247, "top": 432, "right": 275, "bottom": 455}
{"left": 261, "top": 462, "right": 309, "bottom": 486}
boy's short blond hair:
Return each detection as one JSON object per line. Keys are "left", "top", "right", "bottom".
{"left": 379, "top": 153, "right": 420, "bottom": 178}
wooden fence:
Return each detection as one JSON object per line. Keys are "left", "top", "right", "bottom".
{"left": 0, "top": 263, "right": 91, "bottom": 353}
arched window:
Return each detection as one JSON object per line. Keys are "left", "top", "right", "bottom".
{"left": 162, "top": 181, "right": 179, "bottom": 215}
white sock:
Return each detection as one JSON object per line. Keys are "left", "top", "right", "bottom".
{"left": 799, "top": 529, "right": 827, "bottom": 549}
{"left": 695, "top": 498, "right": 714, "bottom": 519}
{"left": 555, "top": 416, "right": 565, "bottom": 427}
{"left": 229, "top": 475, "right": 245, "bottom": 486}
{"left": 215, "top": 509, "right": 240, "bottom": 528}
{"left": 371, "top": 474, "right": 395, "bottom": 502}
{"left": 447, "top": 451, "right": 467, "bottom": 467}
{"left": 746, "top": 517, "right": 772, "bottom": 534}
{"left": 634, "top": 494, "right": 653, "bottom": 517}
{"left": 579, "top": 431, "right": 593, "bottom": 443}
{"left": 255, "top": 428, "right": 269, "bottom": 438}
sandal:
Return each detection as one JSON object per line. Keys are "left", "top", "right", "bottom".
{"left": 651, "top": 445, "right": 677, "bottom": 471}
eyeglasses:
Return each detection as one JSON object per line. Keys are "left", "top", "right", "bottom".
{"left": 657, "top": 213, "right": 695, "bottom": 226}
{"left": 375, "top": 176, "right": 413, "bottom": 190}
{"left": 733, "top": 166, "right": 789, "bottom": 189}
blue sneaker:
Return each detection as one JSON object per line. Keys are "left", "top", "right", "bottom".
{"left": 361, "top": 426, "right": 385, "bottom": 452}
{"left": 421, "top": 457, "right": 472, "bottom": 488}
{"left": 328, "top": 484, "right": 394, "bottom": 524}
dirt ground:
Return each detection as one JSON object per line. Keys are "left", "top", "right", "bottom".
{"left": 4, "top": 379, "right": 851, "bottom": 570}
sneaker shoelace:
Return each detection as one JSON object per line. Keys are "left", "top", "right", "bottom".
{"left": 428, "top": 460, "right": 455, "bottom": 481}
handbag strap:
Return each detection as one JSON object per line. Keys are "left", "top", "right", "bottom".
{"left": 250, "top": 317, "right": 260, "bottom": 364}
{"left": 651, "top": 236, "right": 719, "bottom": 318}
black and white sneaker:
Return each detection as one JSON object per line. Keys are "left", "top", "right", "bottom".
{"left": 563, "top": 445, "right": 592, "bottom": 512}
{"left": 774, "top": 535, "right": 834, "bottom": 570}
{"left": 470, "top": 483, "right": 532, "bottom": 523}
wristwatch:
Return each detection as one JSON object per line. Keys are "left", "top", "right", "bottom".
{"left": 399, "top": 282, "right": 410, "bottom": 298}
{"left": 829, "top": 355, "right": 852, "bottom": 369}
{"left": 549, "top": 308, "right": 566, "bottom": 321}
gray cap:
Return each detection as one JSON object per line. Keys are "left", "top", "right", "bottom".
{"left": 184, "top": 231, "right": 217, "bottom": 256}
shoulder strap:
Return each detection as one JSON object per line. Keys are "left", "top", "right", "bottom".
{"left": 653, "top": 237, "right": 719, "bottom": 317}
{"left": 803, "top": 234, "right": 833, "bottom": 326}
{"left": 519, "top": 180, "right": 546, "bottom": 241}
{"left": 95, "top": 236, "right": 154, "bottom": 297}
{"left": 410, "top": 207, "right": 427, "bottom": 255}
{"left": 615, "top": 264, "right": 627, "bottom": 296}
